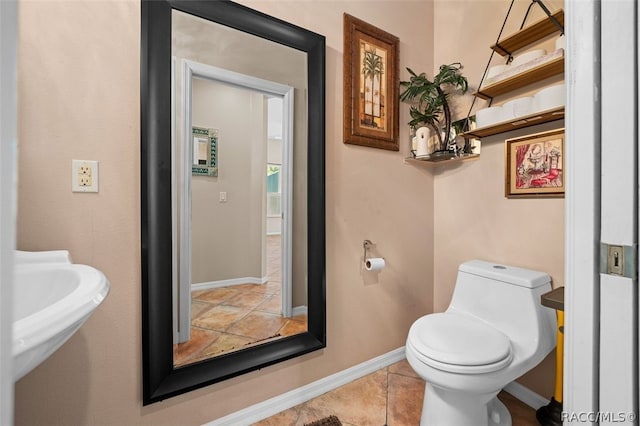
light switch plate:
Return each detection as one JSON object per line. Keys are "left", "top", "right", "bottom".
{"left": 72, "top": 159, "right": 99, "bottom": 193}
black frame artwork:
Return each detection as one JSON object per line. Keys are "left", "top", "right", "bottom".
{"left": 141, "top": 0, "right": 326, "bottom": 405}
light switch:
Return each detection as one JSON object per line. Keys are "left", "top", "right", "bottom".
{"left": 219, "top": 191, "right": 227, "bottom": 202}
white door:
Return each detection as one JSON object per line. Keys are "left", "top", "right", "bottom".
{"left": 565, "top": 1, "right": 638, "bottom": 424}
{"left": 599, "top": 1, "right": 638, "bottom": 424}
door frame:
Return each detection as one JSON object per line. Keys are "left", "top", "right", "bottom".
{"left": 598, "top": 0, "right": 638, "bottom": 421}
{"left": 175, "top": 59, "right": 294, "bottom": 343}
{"left": 564, "top": 0, "right": 601, "bottom": 421}
{"left": 0, "top": 0, "right": 18, "bottom": 423}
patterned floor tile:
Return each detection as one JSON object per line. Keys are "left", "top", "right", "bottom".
{"left": 256, "top": 363, "right": 539, "bottom": 426}
{"left": 174, "top": 234, "right": 308, "bottom": 366}
{"left": 387, "top": 371, "right": 424, "bottom": 425}
{"left": 302, "top": 369, "right": 388, "bottom": 425}
{"left": 173, "top": 327, "right": 220, "bottom": 366}
{"left": 192, "top": 305, "right": 247, "bottom": 331}
{"left": 226, "top": 311, "right": 288, "bottom": 340}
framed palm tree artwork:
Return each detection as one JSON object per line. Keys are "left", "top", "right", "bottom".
{"left": 343, "top": 14, "right": 399, "bottom": 151}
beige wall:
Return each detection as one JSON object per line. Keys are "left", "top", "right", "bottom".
{"left": 15, "top": 0, "right": 563, "bottom": 419}
{"left": 432, "top": 0, "right": 565, "bottom": 397}
{"left": 15, "top": 1, "right": 434, "bottom": 424}
{"left": 191, "top": 79, "right": 266, "bottom": 284}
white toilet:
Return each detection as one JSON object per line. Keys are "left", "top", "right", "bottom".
{"left": 406, "top": 260, "right": 556, "bottom": 426}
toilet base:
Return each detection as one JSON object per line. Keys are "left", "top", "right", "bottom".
{"left": 421, "top": 382, "right": 512, "bottom": 426}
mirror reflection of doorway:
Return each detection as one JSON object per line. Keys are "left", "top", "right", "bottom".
{"left": 173, "top": 66, "right": 307, "bottom": 367}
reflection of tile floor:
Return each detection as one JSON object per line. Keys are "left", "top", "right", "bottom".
{"left": 174, "top": 235, "right": 308, "bottom": 367}
{"left": 174, "top": 284, "right": 308, "bottom": 366}
{"left": 255, "top": 360, "right": 539, "bottom": 426}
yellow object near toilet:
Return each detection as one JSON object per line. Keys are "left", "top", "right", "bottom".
{"left": 554, "top": 310, "right": 564, "bottom": 403}
{"left": 537, "top": 287, "right": 564, "bottom": 426}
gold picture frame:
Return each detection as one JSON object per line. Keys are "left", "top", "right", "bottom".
{"left": 505, "top": 128, "right": 565, "bottom": 198}
{"left": 343, "top": 14, "right": 399, "bottom": 151}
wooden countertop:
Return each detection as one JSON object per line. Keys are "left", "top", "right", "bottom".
{"left": 541, "top": 287, "right": 564, "bottom": 311}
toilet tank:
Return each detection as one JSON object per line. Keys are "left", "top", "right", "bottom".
{"left": 447, "top": 260, "right": 555, "bottom": 343}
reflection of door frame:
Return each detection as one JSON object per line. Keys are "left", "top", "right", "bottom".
{"left": 0, "top": 0, "right": 18, "bottom": 421}
{"left": 175, "top": 59, "right": 294, "bottom": 343}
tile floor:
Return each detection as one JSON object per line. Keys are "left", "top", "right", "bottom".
{"left": 254, "top": 360, "right": 539, "bottom": 426}
{"left": 174, "top": 235, "right": 307, "bottom": 367}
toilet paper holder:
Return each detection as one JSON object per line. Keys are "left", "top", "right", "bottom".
{"left": 363, "top": 239, "right": 384, "bottom": 260}
{"left": 363, "top": 240, "right": 385, "bottom": 271}
{"left": 363, "top": 239, "right": 373, "bottom": 260}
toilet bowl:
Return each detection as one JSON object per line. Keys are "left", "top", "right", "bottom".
{"left": 405, "top": 260, "right": 556, "bottom": 426}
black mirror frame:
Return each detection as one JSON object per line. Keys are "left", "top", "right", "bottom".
{"left": 141, "top": 0, "right": 325, "bottom": 405}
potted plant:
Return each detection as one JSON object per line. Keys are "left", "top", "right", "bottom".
{"left": 399, "top": 63, "right": 469, "bottom": 156}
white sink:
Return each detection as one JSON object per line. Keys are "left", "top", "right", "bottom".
{"left": 12, "top": 250, "right": 110, "bottom": 381}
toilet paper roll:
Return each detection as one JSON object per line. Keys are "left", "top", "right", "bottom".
{"left": 365, "top": 258, "right": 385, "bottom": 271}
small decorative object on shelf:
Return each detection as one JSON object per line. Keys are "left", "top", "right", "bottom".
{"left": 399, "top": 63, "right": 469, "bottom": 158}
{"left": 409, "top": 126, "right": 417, "bottom": 157}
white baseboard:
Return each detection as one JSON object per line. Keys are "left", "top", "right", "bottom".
{"left": 291, "top": 305, "right": 307, "bottom": 317}
{"left": 192, "top": 276, "right": 268, "bottom": 291}
{"left": 203, "top": 347, "right": 406, "bottom": 426}
{"left": 503, "top": 381, "right": 550, "bottom": 410}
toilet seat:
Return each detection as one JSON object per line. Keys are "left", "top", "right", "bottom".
{"left": 408, "top": 313, "right": 513, "bottom": 374}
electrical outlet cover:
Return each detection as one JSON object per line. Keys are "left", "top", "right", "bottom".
{"left": 72, "top": 159, "right": 99, "bottom": 192}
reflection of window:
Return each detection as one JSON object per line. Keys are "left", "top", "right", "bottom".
{"left": 267, "top": 164, "right": 281, "bottom": 217}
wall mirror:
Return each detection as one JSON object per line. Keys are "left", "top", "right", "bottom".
{"left": 141, "top": 0, "right": 325, "bottom": 405}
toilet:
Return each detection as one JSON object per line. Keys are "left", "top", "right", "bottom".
{"left": 406, "top": 260, "right": 556, "bottom": 426}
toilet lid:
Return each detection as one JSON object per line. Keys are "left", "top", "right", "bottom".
{"left": 408, "top": 313, "right": 512, "bottom": 368}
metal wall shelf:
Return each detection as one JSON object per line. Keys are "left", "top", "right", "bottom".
{"left": 404, "top": 153, "right": 480, "bottom": 165}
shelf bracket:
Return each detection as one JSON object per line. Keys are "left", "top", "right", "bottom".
{"left": 533, "top": 0, "right": 565, "bottom": 35}
{"left": 463, "top": 0, "right": 516, "bottom": 136}
{"left": 493, "top": 43, "right": 511, "bottom": 57}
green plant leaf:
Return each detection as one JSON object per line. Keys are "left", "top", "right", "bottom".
{"left": 399, "top": 62, "right": 468, "bottom": 136}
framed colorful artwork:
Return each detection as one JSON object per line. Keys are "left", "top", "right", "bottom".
{"left": 343, "top": 14, "right": 399, "bottom": 151}
{"left": 505, "top": 128, "right": 565, "bottom": 198}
